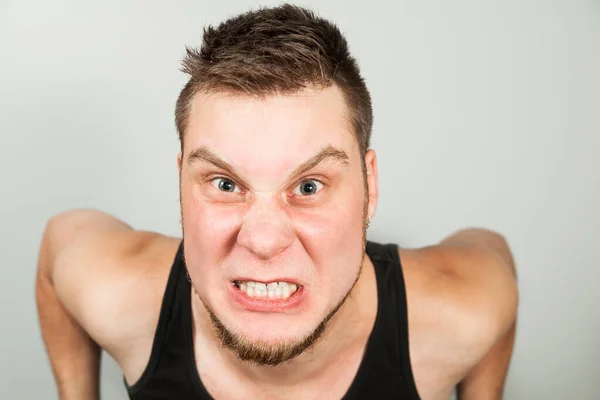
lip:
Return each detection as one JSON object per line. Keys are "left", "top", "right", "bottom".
{"left": 228, "top": 282, "right": 306, "bottom": 312}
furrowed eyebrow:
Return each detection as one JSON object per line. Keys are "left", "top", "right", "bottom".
{"left": 287, "top": 146, "right": 350, "bottom": 179}
{"left": 187, "top": 145, "right": 248, "bottom": 185}
{"left": 186, "top": 145, "right": 350, "bottom": 187}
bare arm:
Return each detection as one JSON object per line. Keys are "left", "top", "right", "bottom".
{"left": 440, "top": 229, "right": 518, "bottom": 400}
{"left": 35, "top": 210, "right": 131, "bottom": 400}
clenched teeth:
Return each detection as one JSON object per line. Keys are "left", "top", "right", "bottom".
{"left": 234, "top": 281, "right": 299, "bottom": 300}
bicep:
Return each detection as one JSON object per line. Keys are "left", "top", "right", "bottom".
{"left": 431, "top": 244, "right": 519, "bottom": 364}
{"left": 48, "top": 218, "right": 137, "bottom": 337}
{"left": 51, "top": 228, "right": 165, "bottom": 366}
{"left": 43, "top": 209, "right": 132, "bottom": 324}
{"left": 40, "top": 209, "right": 130, "bottom": 284}
{"left": 447, "top": 245, "right": 518, "bottom": 335}
{"left": 410, "top": 243, "right": 518, "bottom": 369}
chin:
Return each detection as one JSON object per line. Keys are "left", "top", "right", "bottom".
{"left": 238, "top": 314, "right": 319, "bottom": 342}
{"left": 203, "top": 299, "right": 333, "bottom": 365}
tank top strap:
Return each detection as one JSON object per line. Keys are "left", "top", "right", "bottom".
{"left": 126, "top": 240, "right": 420, "bottom": 399}
{"left": 125, "top": 241, "right": 185, "bottom": 393}
{"left": 343, "top": 240, "right": 420, "bottom": 399}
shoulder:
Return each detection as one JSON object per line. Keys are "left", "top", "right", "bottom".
{"left": 45, "top": 209, "right": 181, "bottom": 365}
{"left": 398, "top": 229, "right": 518, "bottom": 386}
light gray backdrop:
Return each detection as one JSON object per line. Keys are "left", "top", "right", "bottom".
{"left": 1, "top": 0, "right": 598, "bottom": 399}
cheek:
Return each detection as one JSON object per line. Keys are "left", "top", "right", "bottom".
{"left": 294, "top": 193, "right": 366, "bottom": 287}
{"left": 183, "top": 209, "right": 244, "bottom": 276}
{"left": 180, "top": 186, "right": 245, "bottom": 283}
{"left": 297, "top": 178, "right": 365, "bottom": 234}
{"left": 181, "top": 176, "right": 365, "bottom": 266}
{"left": 181, "top": 181, "right": 244, "bottom": 236}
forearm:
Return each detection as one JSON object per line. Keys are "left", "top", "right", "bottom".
{"left": 35, "top": 234, "right": 101, "bottom": 400}
{"left": 456, "top": 318, "right": 516, "bottom": 399}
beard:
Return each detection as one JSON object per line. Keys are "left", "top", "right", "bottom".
{"left": 183, "top": 224, "right": 368, "bottom": 367}
{"left": 202, "top": 276, "right": 358, "bottom": 366}
{"left": 183, "top": 245, "right": 365, "bottom": 366}
{"left": 179, "top": 167, "right": 371, "bottom": 366}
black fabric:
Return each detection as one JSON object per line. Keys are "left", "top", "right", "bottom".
{"left": 125, "top": 241, "right": 420, "bottom": 399}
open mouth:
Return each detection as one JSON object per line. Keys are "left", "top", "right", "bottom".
{"left": 232, "top": 280, "right": 301, "bottom": 300}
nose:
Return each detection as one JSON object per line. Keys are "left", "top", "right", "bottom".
{"left": 237, "top": 197, "right": 294, "bottom": 261}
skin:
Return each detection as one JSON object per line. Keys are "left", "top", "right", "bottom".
{"left": 36, "top": 85, "right": 518, "bottom": 400}
{"left": 179, "top": 87, "right": 371, "bottom": 363}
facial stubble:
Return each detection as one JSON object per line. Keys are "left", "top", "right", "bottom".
{"left": 182, "top": 228, "right": 367, "bottom": 366}
{"left": 179, "top": 161, "right": 371, "bottom": 366}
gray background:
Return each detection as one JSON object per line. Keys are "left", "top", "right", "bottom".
{"left": 1, "top": 0, "right": 598, "bottom": 399}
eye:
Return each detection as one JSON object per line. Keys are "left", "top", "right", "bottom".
{"left": 210, "top": 177, "right": 241, "bottom": 193}
{"left": 293, "top": 179, "right": 324, "bottom": 196}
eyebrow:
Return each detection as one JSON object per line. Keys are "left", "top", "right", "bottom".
{"left": 186, "top": 145, "right": 350, "bottom": 187}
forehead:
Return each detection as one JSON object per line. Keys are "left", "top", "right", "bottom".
{"left": 184, "top": 86, "right": 359, "bottom": 174}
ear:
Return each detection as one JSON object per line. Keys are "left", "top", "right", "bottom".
{"left": 177, "top": 152, "right": 183, "bottom": 174}
{"left": 364, "top": 149, "right": 379, "bottom": 222}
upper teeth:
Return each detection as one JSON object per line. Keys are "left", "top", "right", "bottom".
{"left": 236, "top": 281, "right": 298, "bottom": 300}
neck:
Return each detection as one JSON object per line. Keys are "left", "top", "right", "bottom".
{"left": 191, "top": 254, "right": 378, "bottom": 388}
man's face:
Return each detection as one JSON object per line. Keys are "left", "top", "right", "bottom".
{"left": 178, "top": 85, "right": 377, "bottom": 364}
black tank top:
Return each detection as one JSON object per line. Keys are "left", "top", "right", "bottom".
{"left": 125, "top": 240, "right": 420, "bottom": 399}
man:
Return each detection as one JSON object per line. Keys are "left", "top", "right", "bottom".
{"left": 36, "top": 4, "right": 518, "bottom": 400}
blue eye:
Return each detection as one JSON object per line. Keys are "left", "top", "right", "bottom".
{"left": 294, "top": 180, "right": 323, "bottom": 196}
{"left": 211, "top": 178, "right": 240, "bottom": 193}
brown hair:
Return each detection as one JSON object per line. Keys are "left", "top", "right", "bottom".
{"left": 174, "top": 4, "right": 373, "bottom": 157}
